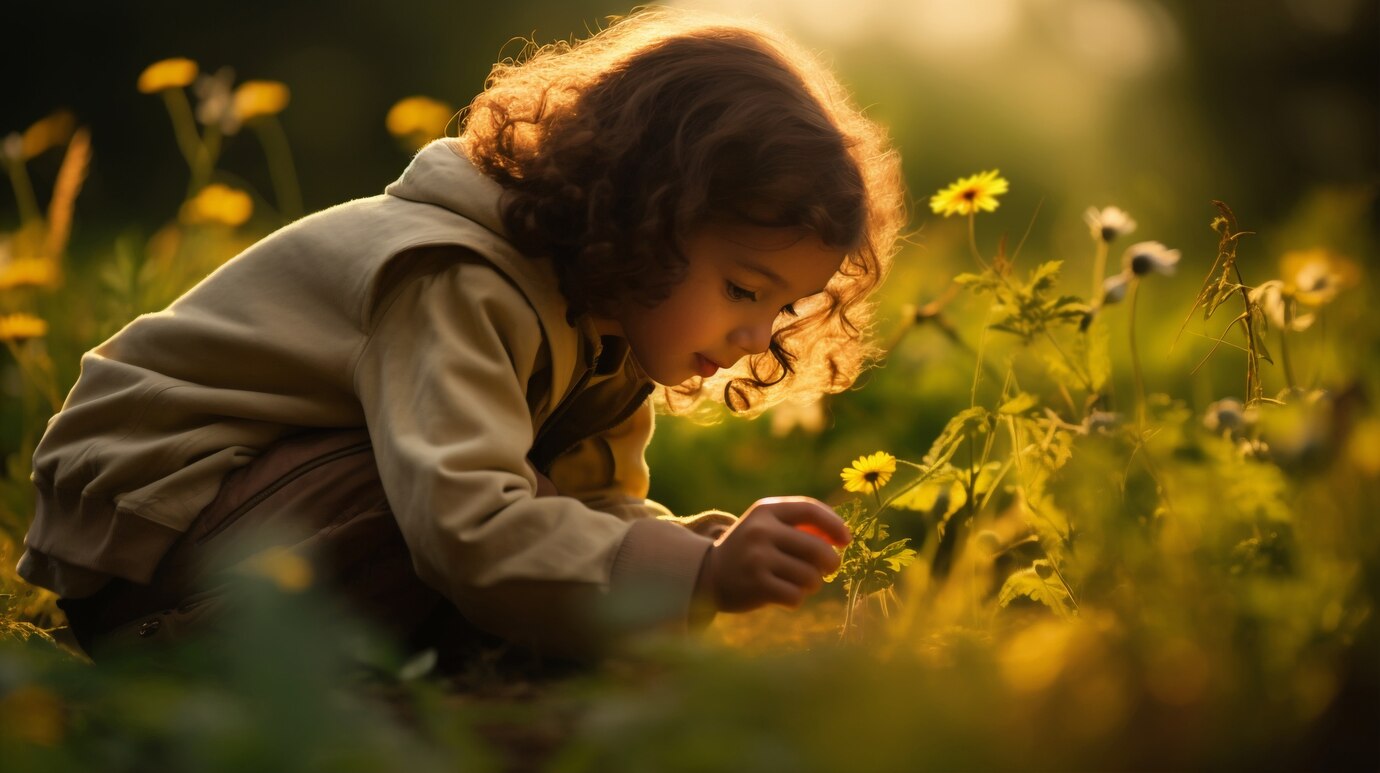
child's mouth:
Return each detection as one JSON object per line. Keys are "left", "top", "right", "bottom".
{"left": 694, "top": 354, "right": 720, "bottom": 378}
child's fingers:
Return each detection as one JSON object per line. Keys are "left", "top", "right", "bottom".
{"left": 755, "top": 496, "right": 851, "bottom": 546}
{"left": 760, "top": 566, "right": 812, "bottom": 607}
{"left": 778, "top": 527, "right": 843, "bottom": 575}
{"left": 768, "top": 555, "right": 824, "bottom": 596}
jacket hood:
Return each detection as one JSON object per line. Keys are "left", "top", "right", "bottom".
{"left": 383, "top": 139, "right": 509, "bottom": 238}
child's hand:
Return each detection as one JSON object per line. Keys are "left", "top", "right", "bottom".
{"left": 696, "top": 496, "right": 851, "bottom": 613}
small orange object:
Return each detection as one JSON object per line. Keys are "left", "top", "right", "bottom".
{"left": 796, "top": 523, "right": 843, "bottom": 547}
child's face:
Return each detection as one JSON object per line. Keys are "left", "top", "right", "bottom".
{"left": 606, "top": 222, "right": 844, "bottom": 386}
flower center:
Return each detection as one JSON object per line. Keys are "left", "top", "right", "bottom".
{"left": 961, "top": 189, "right": 977, "bottom": 201}
{"left": 863, "top": 471, "right": 880, "bottom": 483}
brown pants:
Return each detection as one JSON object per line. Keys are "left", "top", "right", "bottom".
{"left": 58, "top": 429, "right": 500, "bottom": 663}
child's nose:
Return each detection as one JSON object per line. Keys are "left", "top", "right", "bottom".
{"left": 730, "top": 318, "right": 773, "bottom": 356}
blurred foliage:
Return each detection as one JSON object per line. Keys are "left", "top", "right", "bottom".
{"left": 2, "top": 2, "right": 1378, "bottom": 770}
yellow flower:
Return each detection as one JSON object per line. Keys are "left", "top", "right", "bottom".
{"left": 0, "top": 313, "right": 48, "bottom": 342}
{"left": 138, "top": 58, "right": 199, "bottom": 93}
{"left": 21, "top": 110, "right": 76, "bottom": 160}
{"left": 241, "top": 546, "right": 313, "bottom": 592}
{"left": 840, "top": 451, "right": 897, "bottom": 493}
{"left": 180, "top": 183, "right": 253, "bottom": 227}
{"left": 929, "top": 170, "right": 1009, "bottom": 217}
{"left": 1280, "top": 248, "right": 1358, "bottom": 307}
{"left": 386, "top": 96, "right": 455, "bottom": 148}
{"left": 233, "top": 80, "right": 291, "bottom": 122}
{"left": 0, "top": 257, "right": 59, "bottom": 290}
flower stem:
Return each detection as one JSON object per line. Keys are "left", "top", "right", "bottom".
{"left": 1090, "top": 240, "right": 1109, "bottom": 306}
{"left": 161, "top": 89, "right": 205, "bottom": 175}
{"left": 255, "top": 116, "right": 303, "bottom": 222}
{"left": 966, "top": 212, "right": 990, "bottom": 271}
{"left": 1129, "top": 277, "right": 1147, "bottom": 429}
{"left": 1280, "top": 300, "right": 1298, "bottom": 393}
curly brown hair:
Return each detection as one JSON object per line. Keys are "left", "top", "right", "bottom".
{"left": 458, "top": 7, "right": 906, "bottom": 416}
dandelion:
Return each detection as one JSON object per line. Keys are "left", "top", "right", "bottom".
{"left": 0, "top": 313, "right": 48, "bottom": 342}
{"left": 386, "top": 96, "right": 455, "bottom": 150}
{"left": 929, "top": 170, "right": 1009, "bottom": 218}
{"left": 179, "top": 183, "right": 253, "bottom": 227}
{"left": 1123, "top": 241, "right": 1181, "bottom": 276}
{"left": 1084, "top": 206, "right": 1137, "bottom": 243}
{"left": 841, "top": 451, "right": 896, "bottom": 494}
{"left": 0, "top": 257, "right": 59, "bottom": 290}
{"left": 233, "top": 80, "right": 291, "bottom": 122}
{"left": 137, "top": 58, "right": 199, "bottom": 93}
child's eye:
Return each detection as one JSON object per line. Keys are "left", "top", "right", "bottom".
{"left": 725, "top": 281, "right": 757, "bottom": 302}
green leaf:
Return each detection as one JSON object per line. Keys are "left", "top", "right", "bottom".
{"left": 880, "top": 545, "right": 918, "bottom": 573}
{"left": 927, "top": 407, "right": 991, "bottom": 467}
{"left": 1029, "top": 260, "right": 1063, "bottom": 292}
{"left": 998, "top": 560, "right": 1075, "bottom": 619}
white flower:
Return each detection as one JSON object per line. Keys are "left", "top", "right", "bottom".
{"left": 1282, "top": 249, "right": 1357, "bottom": 308}
{"left": 194, "top": 67, "right": 242, "bottom": 135}
{"left": 1203, "top": 397, "right": 1259, "bottom": 437}
{"left": 1123, "top": 241, "right": 1180, "bottom": 276}
{"left": 1084, "top": 206, "right": 1137, "bottom": 243}
{"left": 1249, "top": 280, "right": 1314, "bottom": 332}
{"left": 1101, "top": 271, "right": 1133, "bottom": 305}
{"left": 1, "top": 132, "right": 22, "bottom": 163}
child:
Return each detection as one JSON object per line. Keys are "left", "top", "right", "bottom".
{"left": 17, "top": 8, "right": 905, "bottom": 662}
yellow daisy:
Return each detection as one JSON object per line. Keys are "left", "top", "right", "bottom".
{"left": 0, "top": 257, "right": 59, "bottom": 290}
{"left": 929, "top": 170, "right": 1009, "bottom": 218}
{"left": 840, "top": 451, "right": 897, "bottom": 493}
{"left": 0, "top": 313, "right": 48, "bottom": 342}
{"left": 386, "top": 96, "right": 455, "bottom": 150}
{"left": 233, "top": 80, "right": 291, "bottom": 122}
{"left": 138, "top": 58, "right": 199, "bottom": 93}
{"left": 180, "top": 184, "right": 253, "bottom": 227}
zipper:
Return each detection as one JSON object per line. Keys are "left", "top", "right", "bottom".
{"left": 541, "top": 380, "right": 656, "bottom": 471}
{"left": 530, "top": 362, "right": 596, "bottom": 472}
{"left": 193, "top": 440, "right": 373, "bottom": 546}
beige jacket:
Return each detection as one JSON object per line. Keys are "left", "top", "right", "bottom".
{"left": 19, "top": 139, "right": 724, "bottom": 654}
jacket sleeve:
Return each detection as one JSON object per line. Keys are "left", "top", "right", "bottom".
{"left": 353, "top": 258, "right": 712, "bottom": 658}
